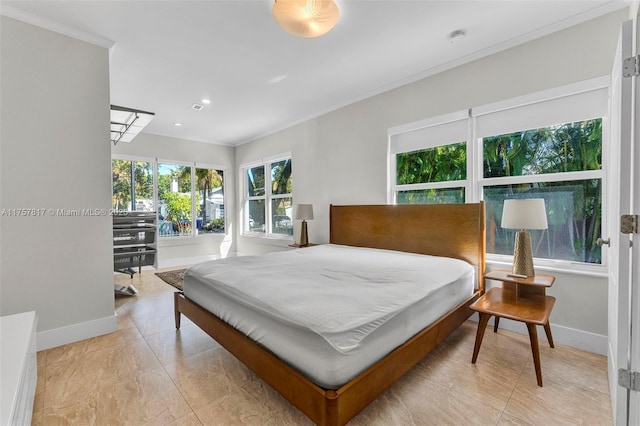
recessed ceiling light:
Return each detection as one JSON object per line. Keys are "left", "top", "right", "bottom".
{"left": 449, "top": 30, "right": 466, "bottom": 44}
{"left": 201, "top": 99, "right": 211, "bottom": 104}
{"left": 192, "top": 103, "right": 204, "bottom": 111}
{"left": 173, "top": 122, "right": 182, "bottom": 127}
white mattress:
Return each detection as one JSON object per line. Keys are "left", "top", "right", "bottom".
{"left": 183, "top": 244, "right": 474, "bottom": 389}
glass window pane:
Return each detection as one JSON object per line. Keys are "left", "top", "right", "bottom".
{"left": 112, "top": 160, "right": 153, "bottom": 211}
{"left": 271, "top": 159, "right": 292, "bottom": 195}
{"left": 397, "top": 188, "right": 465, "bottom": 204}
{"left": 484, "top": 179, "right": 602, "bottom": 264}
{"left": 112, "top": 159, "right": 132, "bottom": 211}
{"left": 158, "top": 163, "right": 192, "bottom": 237}
{"left": 271, "top": 197, "right": 293, "bottom": 235}
{"left": 133, "top": 161, "right": 154, "bottom": 211}
{"left": 247, "top": 166, "right": 265, "bottom": 197}
{"left": 396, "top": 142, "right": 466, "bottom": 185}
{"left": 483, "top": 119, "right": 602, "bottom": 178}
{"left": 248, "top": 199, "right": 265, "bottom": 232}
{"left": 196, "top": 168, "right": 224, "bottom": 234}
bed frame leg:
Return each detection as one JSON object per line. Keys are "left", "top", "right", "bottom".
{"left": 174, "top": 292, "right": 182, "bottom": 329}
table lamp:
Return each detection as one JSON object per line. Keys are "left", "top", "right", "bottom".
{"left": 294, "top": 204, "right": 314, "bottom": 246}
{"left": 501, "top": 198, "right": 548, "bottom": 277}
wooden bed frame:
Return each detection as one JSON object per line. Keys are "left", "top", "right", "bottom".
{"left": 174, "top": 202, "right": 486, "bottom": 425}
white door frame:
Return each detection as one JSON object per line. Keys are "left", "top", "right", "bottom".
{"left": 628, "top": 5, "right": 640, "bottom": 424}
{"left": 608, "top": 18, "right": 634, "bottom": 426}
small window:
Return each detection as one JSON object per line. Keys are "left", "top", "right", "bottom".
{"left": 158, "top": 163, "right": 192, "bottom": 237}
{"left": 395, "top": 142, "right": 467, "bottom": 204}
{"left": 243, "top": 156, "right": 292, "bottom": 237}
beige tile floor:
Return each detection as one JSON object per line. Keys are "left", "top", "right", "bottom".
{"left": 32, "top": 269, "right": 613, "bottom": 425}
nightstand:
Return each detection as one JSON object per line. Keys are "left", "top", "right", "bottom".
{"left": 470, "top": 269, "right": 556, "bottom": 386}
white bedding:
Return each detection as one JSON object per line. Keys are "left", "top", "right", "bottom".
{"left": 183, "top": 244, "right": 474, "bottom": 388}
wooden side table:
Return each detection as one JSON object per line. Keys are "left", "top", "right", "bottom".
{"left": 470, "top": 270, "right": 556, "bottom": 386}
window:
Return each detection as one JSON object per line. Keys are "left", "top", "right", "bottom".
{"left": 195, "top": 167, "right": 225, "bottom": 234}
{"left": 389, "top": 111, "right": 469, "bottom": 205}
{"left": 112, "top": 159, "right": 154, "bottom": 211}
{"left": 395, "top": 142, "right": 467, "bottom": 204}
{"left": 481, "top": 119, "right": 603, "bottom": 264}
{"left": 243, "top": 156, "right": 292, "bottom": 237}
{"left": 389, "top": 78, "right": 608, "bottom": 266}
{"left": 111, "top": 157, "right": 226, "bottom": 239}
{"left": 157, "top": 162, "right": 192, "bottom": 237}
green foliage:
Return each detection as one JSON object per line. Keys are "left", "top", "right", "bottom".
{"left": 396, "top": 142, "right": 466, "bottom": 185}
{"left": 247, "top": 166, "right": 266, "bottom": 197}
{"left": 397, "top": 188, "right": 465, "bottom": 204}
{"left": 482, "top": 120, "right": 602, "bottom": 177}
{"left": 163, "top": 193, "right": 192, "bottom": 222}
{"left": 482, "top": 119, "right": 603, "bottom": 264}
{"left": 207, "top": 217, "right": 225, "bottom": 232}
{"left": 271, "top": 159, "right": 292, "bottom": 194}
{"left": 112, "top": 160, "right": 153, "bottom": 210}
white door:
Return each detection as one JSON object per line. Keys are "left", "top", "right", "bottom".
{"left": 607, "top": 18, "right": 634, "bottom": 426}
{"left": 629, "top": 5, "right": 640, "bottom": 424}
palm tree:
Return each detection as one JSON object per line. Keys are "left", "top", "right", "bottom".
{"left": 192, "top": 168, "right": 223, "bottom": 226}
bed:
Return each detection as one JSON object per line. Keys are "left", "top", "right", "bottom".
{"left": 174, "top": 202, "right": 486, "bottom": 425}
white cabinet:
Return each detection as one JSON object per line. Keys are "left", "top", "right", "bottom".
{"left": 1, "top": 311, "right": 37, "bottom": 426}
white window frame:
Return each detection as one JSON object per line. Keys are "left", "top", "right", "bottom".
{"left": 111, "top": 156, "right": 227, "bottom": 239}
{"left": 388, "top": 76, "right": 610, "bottom": 275}
{"left": 241, "top": 153, "right": 292, "bottom": 239}
{"left": 111, "top": 155, "right": 157, "bottom": 213}
{"left": 194, "top": 162, "right": 227, "bottom": 237}
{"left": 388, "top": 110, "right": 471, "bottom": 204}
{"left": 157, "top": 159, "right": 195, "bottom": 239}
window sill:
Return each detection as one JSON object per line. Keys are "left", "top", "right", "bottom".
{"left": 486, "top": 256, "right": 608, "bottom": 279}
{"left": 241, "top": 233, "right": 294, "bottom": 242}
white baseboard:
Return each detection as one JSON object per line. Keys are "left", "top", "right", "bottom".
{"left": 36, "top": 313, "right": 118, "bottom": 351}
{"left": 469, "top": 313, "right": 607, "bottom": 356}
{"left": 156, "top": 254, "right": 219, "bottom": 269}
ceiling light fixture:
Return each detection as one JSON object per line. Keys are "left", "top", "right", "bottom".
{"left": 173, "top": 122, "right": 183, "bottom": 127}
{"left": 272, "top": 0, "right": 340, "bottom": 38}
{"left": 201, "top": 99, "right": 211, "bottom": 104}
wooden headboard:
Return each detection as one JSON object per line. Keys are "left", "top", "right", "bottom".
{"left": 330, "top": 202, "right": 486, "bottom": 291}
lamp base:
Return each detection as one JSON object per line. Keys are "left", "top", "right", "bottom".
{"left": 299, "top": 220, "right": 309, "bottom": 247}
{"left": 512, "top": 230, "right": 535, "bottom": 277}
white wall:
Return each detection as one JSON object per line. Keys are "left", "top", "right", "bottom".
{"left": 0, "top": 17, "right": 116, "bottom": 350}
{"left": 235, "top": 10, "right": 628, "bottom": 353}
{"left": 112, "top": 132, "right": 236, "bottom": 267}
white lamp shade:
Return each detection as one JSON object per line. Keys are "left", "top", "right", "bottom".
{"left": 501, "top": 199, "right": 548, "bottom": 230}
{"left": 273, "top": 0, "right": 339, "bottom": 38}
{"left": 294, "top": 204, "right": 314, "bottom": 220}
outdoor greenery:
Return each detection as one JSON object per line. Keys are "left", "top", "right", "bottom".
{"left": 271, "top": 159, "right": 293, "bottom": 195}
{"left": 246, "top": 159, "right": 293, "bottom": 234}
{"left": 483, "top": 119, "right": 602, "bottom": 263}
{"left": 194, "top": 168, "right": 223, "bottom": 229}
{"left": 395, "top": 119, "right": 603, "bottom": 264}
{"left": 483, "top": 119, "right": 602, "bottom": 177}
{"left": 396, "top": 142, "right": 466, "bottom": 204}
{"left": 112, "top": 161, "right": 225, "bottom": 236}
{"left": 112, "top": 160, "right": 153, "bottom": 210}
{"left": 396, "top": 142, "right": 466, "bottom": 184}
